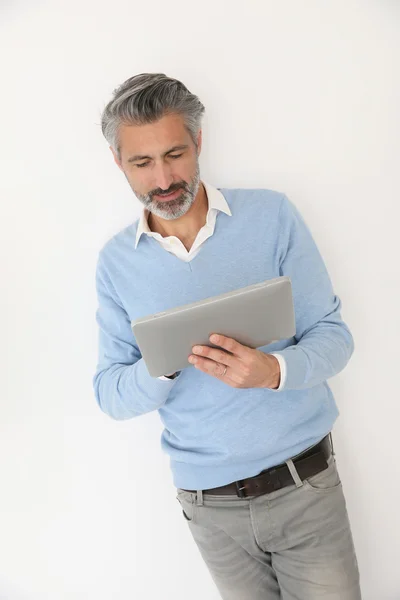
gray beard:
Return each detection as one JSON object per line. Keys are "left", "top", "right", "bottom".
{"left": 133, "top": 162, "right": 201, "bottom": 221}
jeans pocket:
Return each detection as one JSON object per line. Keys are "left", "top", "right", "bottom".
{"left": 176, "top": 490, "right": 195, "bottom": 522}
{"left": 303, "top": 455, "right": 342, "bottom": 493}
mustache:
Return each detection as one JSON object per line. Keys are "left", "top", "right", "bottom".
{"left": 151, "top": 183, "right": 187, "bottom": 197}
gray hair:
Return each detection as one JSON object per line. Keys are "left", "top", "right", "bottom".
{"left": 101, "top": 73, "right": 205, "bottom": 160}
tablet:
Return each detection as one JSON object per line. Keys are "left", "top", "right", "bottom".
{"left": 131, "top": 276, "right": 295, "bottom": 378}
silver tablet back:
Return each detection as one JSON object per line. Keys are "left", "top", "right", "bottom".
{"left": 131, "top": 276, "right": 295, "bottom": 378}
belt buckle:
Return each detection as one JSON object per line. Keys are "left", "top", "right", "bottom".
{"left": 235, "top": 479, "right": 247, "bottom": 498}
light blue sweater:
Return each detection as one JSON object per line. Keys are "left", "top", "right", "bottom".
{"left": 93, "top": 187, "right": 354, "bottom": 490}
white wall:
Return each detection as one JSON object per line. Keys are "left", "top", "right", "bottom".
{"left": 1, "top": 1, "right": 399, "bottom": 598}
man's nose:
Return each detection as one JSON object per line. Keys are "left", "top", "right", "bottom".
{"left": 154, "top": 165, "right": 174, "bottom": 192}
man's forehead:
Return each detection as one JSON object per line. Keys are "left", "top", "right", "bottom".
{"left": 119, "top": 114, "right": 190, "bottom": 156}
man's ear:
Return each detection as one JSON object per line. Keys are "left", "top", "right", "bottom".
{"left": 196, "top": 129, "right": 202, "bottom": 155}
{"left": 110, "top": 146, "right": 123, "bottom": 172}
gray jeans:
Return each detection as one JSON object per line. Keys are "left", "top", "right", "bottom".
{"left": 176, "top": 440, "right": 362, "bottom": 599}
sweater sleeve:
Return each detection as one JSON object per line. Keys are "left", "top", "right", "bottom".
{"left": 92, "top": 256, "right": 179, "bottom": 420}
{"left": 268, "top": 194, "right": 355, "bottom": 392}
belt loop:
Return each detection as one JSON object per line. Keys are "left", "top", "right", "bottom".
{"left": 196, "top": 489, "right": 203, "bottom": 506}
{"left": 329, "top": 431, "right": 336, "bottom": 457}
{"left": 285, "top": 458, "right": 304, "bottom": 487}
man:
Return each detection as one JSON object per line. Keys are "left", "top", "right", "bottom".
{"left": 93, "top": 73, "right": 362, "bottom": 599}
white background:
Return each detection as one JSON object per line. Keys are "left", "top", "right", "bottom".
{"left": 1, "top": 1, "right": 399, "bottom": 598}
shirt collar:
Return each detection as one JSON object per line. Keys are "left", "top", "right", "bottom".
{"left": 134, "top": 180, "right": 232, "bottom": 249}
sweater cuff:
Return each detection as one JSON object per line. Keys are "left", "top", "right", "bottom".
{"left": 267, "top": 347, "right": 311, "bottom": 391}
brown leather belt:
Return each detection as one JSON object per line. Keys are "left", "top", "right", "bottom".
{"left": 182, "top": 433, "right": 333, "bottom": 498}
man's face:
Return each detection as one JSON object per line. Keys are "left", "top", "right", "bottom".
{"left": 111, "top": 112, "right": 201, "bottom": 221}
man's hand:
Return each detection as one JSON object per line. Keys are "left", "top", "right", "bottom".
{"left": 188, "top": 334, "right": 281, "bottom": 389}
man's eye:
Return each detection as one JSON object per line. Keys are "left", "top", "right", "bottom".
{"left": 136, "top": 154, "right": 182, "bottom": 167}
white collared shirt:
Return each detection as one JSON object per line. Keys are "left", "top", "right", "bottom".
{"left": 135, "top": 180, "right": 286, "bottom": 388}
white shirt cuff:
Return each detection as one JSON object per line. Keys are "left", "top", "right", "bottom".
{"left": 269, "top": 353, "right": 287, "bottom": 391}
